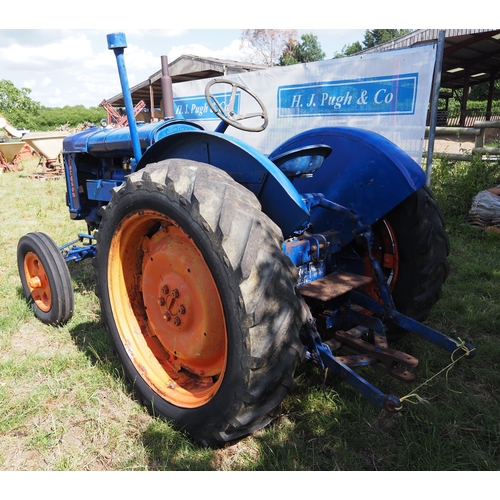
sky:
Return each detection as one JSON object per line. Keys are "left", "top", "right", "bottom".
{"left": 0, "top": 28, "right": 367, "bottom": 108}
{"left": 0, "top": 2, "right": 485, "bottom": 109}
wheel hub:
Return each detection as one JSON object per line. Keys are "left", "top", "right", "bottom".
{"left": 108, "top": 209, "right": 227, "bottom": 407}
{"left": 23, "top": 252, "right": 52, "bottom": 312}
{"left": 141, "top": 227, "right": 226, "bottom": 377}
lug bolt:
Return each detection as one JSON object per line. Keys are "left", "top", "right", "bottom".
{"left": 177, "top": 305, "right": 186, "bottom": 315}
{"left": 163, "top": 311, "right": 171, "bottom": 321}
{"left": 171, "top": 289, "right": 179, "bottom": 298}
{"left": 28, "top": 276, "right": 42, "bottom": 289}
{"left": 157, "top": 297, "right": 166, "bottom": 306}
{"left": 161, "top": 285, "right": 169, "bottom": 295}
{"left": 173, "top": 317, "right": 181, "bottom": 326}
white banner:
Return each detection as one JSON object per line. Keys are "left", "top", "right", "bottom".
{"left": 171, "top": 43, "right": 437, "bottom": 163}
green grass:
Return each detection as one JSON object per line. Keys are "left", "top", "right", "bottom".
{"left": 1, "top": 157, "right": 500, "bottom": 471}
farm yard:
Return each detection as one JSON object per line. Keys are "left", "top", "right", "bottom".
{"left": 2, "top": 29, "right": 500, "bottom": 482}
{"left": 1, "top": 155, "right": 500, "bottom": 473}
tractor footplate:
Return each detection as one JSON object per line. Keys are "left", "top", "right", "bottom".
{"left": 333, "top": 330, "right": 418, "bottom": 383}
{"left": 298, "top": 272, "right": 373, "bottom": 301}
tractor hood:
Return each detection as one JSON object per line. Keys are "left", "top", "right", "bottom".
{"left": 62, "top": 120, "right": 203, "bottom": 157}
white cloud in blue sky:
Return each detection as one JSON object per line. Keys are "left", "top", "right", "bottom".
{"left": 0, "top": 28, "right": 368, "bottom": 107}
{"left": 1, "top": 2, "right": 483, "bottom": 108}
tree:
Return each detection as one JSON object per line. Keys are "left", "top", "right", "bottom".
{"left": 240, "top": 29, "right": 298, "bottom": 66}
{"left": 334, "top": 41, "right": 363, "bottom": 58}
{"left": 333, "top": 30, "right": 411, "bottom": 58}
{"left": 279, "top": 33, "right": 326, "bottom": 66}
{"left": 0, "top": 80, "right": 41, "bottom": 129}
{"left": 469, "top": 80, "right": 500, "bottom": 101}
{"left": 363, "top": 29, "right": 411, "bottom": 48}
{"left": 32, "top": 105, "right": 107, "bottom": 131}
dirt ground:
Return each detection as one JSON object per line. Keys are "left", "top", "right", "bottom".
{"left": 426, "top": 128, "right": 500, "bottom": 155}
{"left": 425, "top": 134, "right": 475, "bottom": 155}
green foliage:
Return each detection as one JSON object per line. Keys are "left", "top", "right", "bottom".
{"left": 439, "top": 86, "right": 500, "bottom": 113}
{"left": 442, "top": 98, "right": 500, "bottom": 115}
{"left": 334, "top": 29, "right": 411, "bottom": 58}
{"left": 32, "top": 105, "right": 107, "bottom": 131}
{"left": 334, "top": 41, "right": 362, "bottom": 58}
{"left": 0, "top": 79, "right": 41, "bottom": 129}
{"left": 363, "top": 29, "right": 411, "bottom": 48}
{"left": 279, "top": 33, "right": 326, "bottom": 66}
{"left": 430, "top": 154, "right": 500, "bottom": 218}
{"left": 469, "top": 80, "right": 500, "bottom": 101}
{"left": 0, "top": 80, "right": 105, "bottom": 132}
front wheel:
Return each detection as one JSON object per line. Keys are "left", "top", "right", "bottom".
{"left": 94, "top": 159, "right": 305, "bottom": 446}
{"left": 17, "top": 232, "right": 74, "bottom": 325}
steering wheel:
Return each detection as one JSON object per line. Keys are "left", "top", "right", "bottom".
{"left": 205, "top": 79, "right": 269, "bottom": 132}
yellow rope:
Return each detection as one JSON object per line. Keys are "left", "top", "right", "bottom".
{"left": 397, "top": 338, "right": 475, "bottom": 409}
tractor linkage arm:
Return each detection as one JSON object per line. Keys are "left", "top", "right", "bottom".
{"left": 295, "top": 199, "right": 475, "bottom": 412}
{"left": 59, "top": 234, "right": 96, "bottom": 263}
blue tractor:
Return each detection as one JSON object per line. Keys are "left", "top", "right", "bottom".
{"left": 17, "top": 33, "right": 474, "bottom": 447}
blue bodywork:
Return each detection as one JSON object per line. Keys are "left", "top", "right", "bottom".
{"left": 58, "top": 32, "right": 474, "bottom": 413}
{"left": 63, "top": 120, "right": 425, "bottom": 243}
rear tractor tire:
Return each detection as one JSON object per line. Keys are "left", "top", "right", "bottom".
{"left": 385, "top": 185, "right": 450, "bottom": 321}
{"left": 17, "top": 232, "right": 74, "bottom": 325}
{"left": 94, "top": 159, "right": 305, "bottom": 447}
{"left": 363, "top": 185, "right": 450, "bottom": 329}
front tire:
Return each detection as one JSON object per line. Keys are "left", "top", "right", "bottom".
{"left": 17, "top": 232, "right": 74, "bottom": 325}
{"left": 95, "top": 159, "right": 305, "bottom": 446}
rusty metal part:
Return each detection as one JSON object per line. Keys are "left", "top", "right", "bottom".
{"left": 333, "top": 329, "right": 418, "bottom": 383}
{"left": 100, "top": 98, "right": 146, "bottom": 127}
{"left": 23, "top": 251, "right": 52, "bottom": 313}
{"left": 108, "top": 209, "right": 227, "bottom": 408}
{"left": 298, "top": 272, "right": 373, "bottom": 301}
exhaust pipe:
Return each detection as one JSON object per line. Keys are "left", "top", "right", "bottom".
{"left": 161, "top": 55, "right": 175, "bottom": 119}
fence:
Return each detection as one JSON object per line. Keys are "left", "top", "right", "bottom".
{"left": 428, "top": 109, "right": 500, "bottom": 127}
{"left": 424, "top": 120, "right": 500, "bottom": 161}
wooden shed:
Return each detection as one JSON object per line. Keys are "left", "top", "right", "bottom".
{"left": 105, "top": 54, "right": 266, "bottom": 122}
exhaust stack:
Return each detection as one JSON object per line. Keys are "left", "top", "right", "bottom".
{"left": 161, "top": 55, "right": 175, "bottom": 119}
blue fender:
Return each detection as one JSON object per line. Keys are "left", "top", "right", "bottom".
{"left": 269, "top": 127, "right": 426, "bottom": 245}
{"left": 136, "top": 129, "right": 311, "bottom": 239}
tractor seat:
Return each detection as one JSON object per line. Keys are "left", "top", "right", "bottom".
{"left": 269, "top": 144, "right": 332, "bottom": 179}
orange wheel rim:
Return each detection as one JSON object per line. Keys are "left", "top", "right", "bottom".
{"left": 108, "top": 209, "right": 227, "bottom": 408}
{"left": 23, "top": 252, "right": 52, "bottom": 312}
{"left": 363, "top": 219, "right": 399, "bottom": 300}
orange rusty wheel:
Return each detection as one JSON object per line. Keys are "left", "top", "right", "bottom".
{"left": 17, "top": 232, "right": 74, "bottom": 325}
{"left": 362, "top": 218, "right": 399, "bottom": 301}
{"left": 107, "top": 208, "right": 227, "bottom": 408}
{"left": 24, "top": 251, "right": 53, "bottom": 313}
{"left": 95, "top": 159, "right": 304, "bottom": 447}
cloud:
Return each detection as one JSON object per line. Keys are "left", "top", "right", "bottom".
{"left": 1, "top": 28, "right": 370, "bottom": 107}
{"left": 168, "top": 38, "right": 250, "bottom": 63}
{"left": 3, "top": 35, "right": 93, "bottom": 67}
{"left": 23, "top": 80, "right": 36, "bottom": 90}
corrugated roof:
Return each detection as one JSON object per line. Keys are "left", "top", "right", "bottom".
{"left": 360, "top": 29, "right": 500, "bottom": 90}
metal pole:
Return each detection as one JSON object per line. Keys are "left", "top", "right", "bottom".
{"left": 425, "top": 29, "right": 446, "bottom": 187}
{"left": 107, "top": 32, "right": 143, "bottom": 165}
